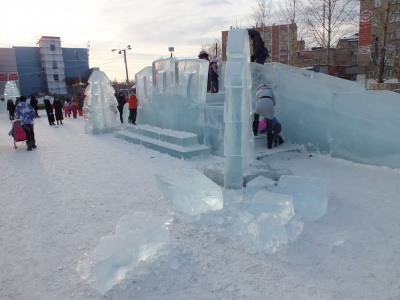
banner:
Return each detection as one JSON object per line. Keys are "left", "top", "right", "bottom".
{"left": 8, "top": 73, "right": 19, "bottom": 81}
{"left": 359, "top": 10, "right": 372, "bottom": 55}
{"left": 0, "top": 73, "right": 8, "bottom": 81}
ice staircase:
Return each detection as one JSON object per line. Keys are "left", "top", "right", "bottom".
{"left": 114, "top": 124, "right": 210, "bottom": 159}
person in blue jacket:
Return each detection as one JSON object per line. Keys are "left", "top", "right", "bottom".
{"left": 259, "top": 117, "right": 284, "bottom": 147}
{"left": 15, "top": 96, "right": 37, "bottom": 151}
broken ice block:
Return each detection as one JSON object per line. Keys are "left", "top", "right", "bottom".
{"left": 156, "top": 168, "right": 223, "bottom": 216}
{"left": 248, "top": 190, "right": 294, "bottom": 223}
{"left": 93, "top": 213, "right": 169, "bottom": 294}
{"left": 275, "top": 175, "right": 329, "bottom": 222}
{"left": 247, "top": 213, "right": 288, "bottom": 253}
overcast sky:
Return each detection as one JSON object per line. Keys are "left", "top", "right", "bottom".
{"left": 2, "top": 0, "right": 258, "bottom": 82}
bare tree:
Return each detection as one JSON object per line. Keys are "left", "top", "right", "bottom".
{"left": 201, "top": 40, "right": 223, "bottom": 59}
{"left": 300, "top": 0, "right": 359, "bottom": 67}
{"left": 252, "top": 0, "right": 275, "bottom": 42}
{"left": 363, "top": 0, "right": 400, "bottom": 83}
{"left": 275, "top": 0, "right": 303, "bottom": 65}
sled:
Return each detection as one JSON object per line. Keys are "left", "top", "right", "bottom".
{"left": 12, "top": 120, "right": 27, "bottom": 149}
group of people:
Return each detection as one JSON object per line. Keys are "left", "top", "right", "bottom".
{"left": 7, "top": 95, "right": 40, "bottom": 121}
{"left": 116, "top": 88, "right": 138, "bottom": 125}
{"left": 43, "top": 96, "right": 79, "bottom": 126}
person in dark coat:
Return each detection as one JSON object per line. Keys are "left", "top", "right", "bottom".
{"left": 117, "top": 91, "right": 126, "bottom": 123}
{"left": 7, "top": 99, "right": 15, "bottom": 120}
{"left": 53, "top": 97, "right": 64, "bottom": 125}
{"left": 44, "top": 96, "right": 56, "bottom": 125}
{"left": 209, "top": 55, "right": 219, "bottom": 93}
{"left": 198, "top": 50, "right": 211, "bottom": 93}
{"left": 30, "top": 95, "right": 40, "bottom": 118}
{"left": 248, "top": 29, "right": 268, "bottom": 65}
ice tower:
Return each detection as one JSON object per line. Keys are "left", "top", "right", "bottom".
{"left": 83, "top": 71, "right": 120, "bottom": 134}
{"left": 224, "top": 29, "right": 254, "bottom": 188}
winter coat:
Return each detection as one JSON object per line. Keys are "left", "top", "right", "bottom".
{"left": 255, "top": 85, "right": 275, "bottom": 119}
{"left": 7, "top": 100, "right": 15, "bottom": 113}
{"left": 209, "top": 62, "right": 219, "bottom": 81}
{"left": 30, "top": 96, "right": 39, "bottom": 110}
{"left": 117, "top": 93, "right": 126, "bottom": 109}
{"left": 44, "top": 99, "right": 53, "bottom": 113}
{"left": 251, "top": 30, "right": 267, "bottom": 61}
{"left": 259, "top": 117, "right": 280, "bottom": 133}
{"left": 15, "top": 102, "right": 36, "bottom": 125}
{"left": 127, "top": 94, "right": 138, "bottom": 110}
{"left": 53, "top": 100, "right": 64, "bottom": 121}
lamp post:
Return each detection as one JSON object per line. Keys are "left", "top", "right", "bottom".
{"left": 111, "top": 45, "right": 131, "bottom": 92}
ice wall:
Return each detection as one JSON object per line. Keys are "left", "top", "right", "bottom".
{"left": 224, "top": 29, "right": 254, "bottom": 188}
{"left": 83, "top": 71, "right": 120, "bottom": 135}
{"left": 252, "top": 62, "right": 400, "bottom": 168}
{"left": 136, "top": 58, "right": 208, "bottom": 144}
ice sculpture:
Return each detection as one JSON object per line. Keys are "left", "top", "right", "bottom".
{"left": 275, "top": 175, "right": 330, "bottom": 222}
{"left": 83, "top": 71, "right": 120, "bottom": 134}
{"left": 93, "top": 212, "right": 170, "bottom": 294}
{"left": 4, "top": 81, "right": 20, "bottom": 101}
{"left": 224, "top": 29, "right": 254, "bottom": 189}
{"left": 156, "top": 168, "right": 223, "bottom": 216}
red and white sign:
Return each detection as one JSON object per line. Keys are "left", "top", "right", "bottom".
{"left": 0, "top": 73, "right": 8, "bottom": 82}
{"left": 359, "top": 10, "right": 372, "bottom": 55}
{"left": 8, "top": 73, "right": 19, "bottom": 81}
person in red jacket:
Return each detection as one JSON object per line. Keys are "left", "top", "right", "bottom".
{"left": 127, "top": 88, "right": 138, "bottom": 124}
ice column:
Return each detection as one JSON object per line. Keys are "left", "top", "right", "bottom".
{"left": 224, "top": 29, "right": 254, "bottom": 188}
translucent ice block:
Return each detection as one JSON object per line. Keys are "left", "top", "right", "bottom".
{"left": 275, "top": 175, "right": 329, "bottom": 222}
{"left": 156, "top": 168, "right": 223, "bottom": 216}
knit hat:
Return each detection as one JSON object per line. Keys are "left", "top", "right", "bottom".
{"left": 198, "top": 50, "right": 209, "bottom": 59}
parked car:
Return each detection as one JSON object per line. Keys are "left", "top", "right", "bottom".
{"left": 391, "top": 89, "right": 400, "bottom": 94}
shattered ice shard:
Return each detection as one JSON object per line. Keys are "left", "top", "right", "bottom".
{"left": 248, "top": 190, "right": 294, "bottom": 223}
{"left": 275, "top": 175, "right": 329, "bottom": 222}
{"left": 93, "top": 213, "right": 170, "bottom": 294}
{"left": 247, "top": 213, "right": 288, "bottom": 253}
{"left": 156, "top": 168, "right": 223, "bottom": 216}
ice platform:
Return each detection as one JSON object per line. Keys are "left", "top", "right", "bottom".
{"left": 254, "top": 135, "right": 304, "bottom": 160}
{"left": 114, "top": 124, "right": 210, "bottom": 159}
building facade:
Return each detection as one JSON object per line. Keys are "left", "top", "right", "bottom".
{"left": 358, "top": 0, "right": 400, "bottom": 82}
{"left": 0, "top": 36, "right": 92, "bottom": 97}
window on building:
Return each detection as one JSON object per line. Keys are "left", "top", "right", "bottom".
{"left": 389, "top": 12, "right": 400, "bottom": 23}
{"left": 50, "top": 44, "right": 56, "bottom": 51}
{"left": 373, "top": 0, "right": 381, "bottom": 7}
{"left": 52, "top": 61, "right": 58, "bottom": 69}
{"left": 53, "top": 74, "right": 59, "bottom": 81}
{"left": 388, "top": 70, "right": 393, "bottom": 78}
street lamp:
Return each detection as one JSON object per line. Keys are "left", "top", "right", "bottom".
{"left": 111, "top": 45, "right": 131, "bottom": 92}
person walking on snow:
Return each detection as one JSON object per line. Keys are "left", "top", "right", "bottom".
{"left": 30, "top": 95, "right": 40, "bottom": 118}
{"left": 127, "top": 89, "right": 138, "bottom": 124}
{"left": 15, "top": 96, "right": 37, "bottom": 151}
{"left": 53, "top": 97, "right": 63, "bottom": 125}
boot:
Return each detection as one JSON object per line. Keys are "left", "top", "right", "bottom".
{"left": 60, "top": 121, "right": 63, "bottom": 124}
{"left": 26, "top": 141, "right": 32, "bottom": 151}
{"left": 57, "top": 121, "right": 59, "bottom": 125}
{"left": 252, "top": 121, "right": 259, "bottom": 136}
{"left": 267, "top": 132, "right": 273, "bottom": 149}
{"left": 32, "top": 140, "right": 37, "bottom": 149}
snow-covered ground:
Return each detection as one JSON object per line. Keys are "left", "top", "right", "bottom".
{"left": 1, "top": 110, "right": 400, "bottom": 300}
